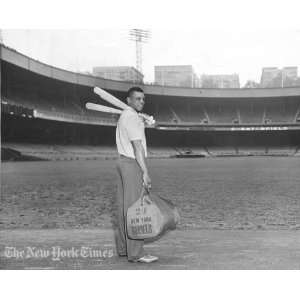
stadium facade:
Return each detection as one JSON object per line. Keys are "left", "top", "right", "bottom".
{"left": 1, "top": 44, "right": 300, "bottom": 159}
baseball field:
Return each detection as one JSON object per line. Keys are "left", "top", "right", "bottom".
{"left": 1, "top": 157, "right": 300, "bottom": 269}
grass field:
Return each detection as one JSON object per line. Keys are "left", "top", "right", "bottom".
{"left": 1, "top": 157, "right": 300, "bottom": 269}
{"left": 1, "top": 157, "right": 300, "bottom": 230}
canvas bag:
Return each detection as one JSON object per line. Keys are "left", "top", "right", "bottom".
{"left": 126, "top": 188, "right": 180, "bottom": 240}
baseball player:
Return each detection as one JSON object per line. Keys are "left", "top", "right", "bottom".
{"left": 115, "top": 86, "right": 158, "bottom": 263}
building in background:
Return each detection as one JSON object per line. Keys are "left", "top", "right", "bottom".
{"left": 154, "top": 65, "right": 199, "bottom": 88}
{"left": 260, "top": 67, "right": 282, "bottom": 88}
{"left": 243, "top": 80, "right": 260, "bottom": 88}
{"left": 282, "top": 66, "right": 297, "bottom": 79}
{"left": 93, "top": 66, "right": 144, "bottom": 83}
{"left": 282, "top": 67, "right": 298, "bottom": 87}
{"left": 200, "top": 74, "right": 240, "bottom": 88}
{"left": 260, "top": 66, "right": 299, "bottom": 87}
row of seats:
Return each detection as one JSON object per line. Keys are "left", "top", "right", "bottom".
{"left": 3, "top": 143, "right": 118, "bottom": 160}
{"left": 201, "top": 146, "right": 297, "bottom": 156}
{"left": 4, "top": 91, "right": 115, "bottom": 121}
{"left": 3, "top": 92, "right": 300, "bottom": 125}
{"left": 3, "top": 95, "right": 117, "bottom": 125}
{"left": 1, "top": 101, "right": 34, "bottom": 118}
{"left": 155, "top": 101, "right": 300, "bottom": 124}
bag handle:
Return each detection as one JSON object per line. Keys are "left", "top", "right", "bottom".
{"left": 140, "top": 186, "right": 150, "bottom": 206}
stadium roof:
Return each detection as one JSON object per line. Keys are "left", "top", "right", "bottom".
{"left": 1, "top": 44, "right": 300, "bottom": 99}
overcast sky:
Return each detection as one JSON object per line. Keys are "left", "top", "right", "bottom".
{"left": 2, "top": 28, "right": 300, "bottom": 86}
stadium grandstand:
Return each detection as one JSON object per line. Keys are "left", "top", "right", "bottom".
{"left": 1, "top": 44, "right": 300, "bottom": 160}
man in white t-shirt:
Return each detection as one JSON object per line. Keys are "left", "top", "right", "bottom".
{"left": 115, "top": 87, "right": 158, "bottom": 263}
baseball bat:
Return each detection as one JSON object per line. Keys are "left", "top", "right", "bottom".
{"left": 94, "top": 87, "right": 129, "bottom": 110}
{"left": 86, "top": 102, "right": 122, "bottom": 114}
{"left": 92, "top": 86, "right": 156, "bottom": 126}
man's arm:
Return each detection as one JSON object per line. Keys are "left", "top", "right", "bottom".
{"left": 132, "top": 140, "right": 151, "bottom": 191}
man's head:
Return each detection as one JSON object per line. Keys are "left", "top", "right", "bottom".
{"left": 126, "top": 87, "right": 145, "bottom": 112}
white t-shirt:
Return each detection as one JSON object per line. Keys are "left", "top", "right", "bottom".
{"left": 116, "top": 107, "right": 147, "bottom": 159}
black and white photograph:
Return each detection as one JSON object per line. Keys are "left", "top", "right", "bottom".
{"left": 1, "top": 0, "right": 300, "bottom": 297}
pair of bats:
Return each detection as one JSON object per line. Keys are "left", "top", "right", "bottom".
{"left": 86, "top": 87, "right": 155, "bottom": 126}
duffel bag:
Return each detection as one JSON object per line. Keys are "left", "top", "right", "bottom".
{"left": 126, "top": 188, "right": 180, "bottom": 240}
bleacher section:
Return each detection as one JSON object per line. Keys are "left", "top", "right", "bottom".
{"left": 295, "top": 106, "right": 300, "bottom": 122}
{"left": 183, "top": 146, "right": 209, "bottom": 156}
{"left": 265, "top": 146, "right": 297, "bottom": 155}
{"left": 4, "top": 81, "right": 300, "bottom": 127}
{"left": 3, "top": 143, "right": 191, "bottom": 160}
{"left": 154, "top": 103, "right": 174, "bottom": 123}
{"left": 12, "top": 92, "right": 112, "bottom": 120}
{"left": 3, "top": 142, "right": 298, "bottom": 160}
{"left": 239, "top": 102, "right": 264, "bottom": 124}
{"left": 154, "top": 100, "right": 300, "bottom": 125}
{"left": 237, "top": 146, "right": 267, "bottom": 155}
{"left": 3, "top": 94, "right": 118, "bottom": 126}
{"left": 236, "top": 146, "right": 298, "bottom": 156}
{"left": 2, "top": 61, "right": 117, "bottom": 124}
{"left": 171, "top": 102, "right": 207, "bottom": 123}
{"left": 265, "top": 100, "right": 299, "bottom": 123}
{"left": 189, "top": 103, "right": 207, "bottom": 123}
{"left": 206, "top": 146, "right": 237, "bottom": 156}
{"left": 2, "top": 143, "right": 118, "bottom": 161}
{"left": 205, "top": 102, "right": 238, "bottom": 124}
{"left": 169, "top": 103, "right": 186, "bottom": 123}
{"left": 1, "top": 100, "right": 34, "bottom": 118}
{"left": 147, "top": 147, "right": 178, "bottom": 158}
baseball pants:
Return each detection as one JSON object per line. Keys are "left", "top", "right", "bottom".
{"left": 115, "top": 156, "right": 145, "bottom": 261}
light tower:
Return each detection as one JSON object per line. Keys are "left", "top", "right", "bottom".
{"left": 129, "top": 29, "right": 151, "bottom": 75}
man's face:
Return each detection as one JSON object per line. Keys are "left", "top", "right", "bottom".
{"left": 127, "top": 91, "right": 145, "bottom": 112}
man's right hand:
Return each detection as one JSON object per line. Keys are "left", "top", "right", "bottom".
{"left": 143, "top": 172, "right": 152, "bottom": 191}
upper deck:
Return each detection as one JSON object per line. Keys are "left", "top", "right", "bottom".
{"left": 2, "top": 44, "right": 300, "bottom": 100}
